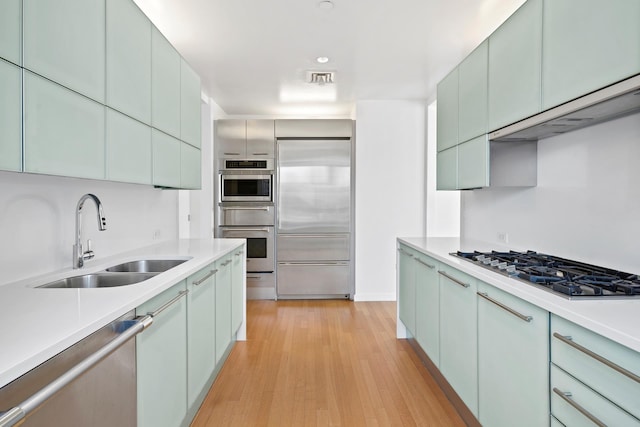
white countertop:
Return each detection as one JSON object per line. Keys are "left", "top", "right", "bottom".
{"left": 0, "top": 238, "right": 244, "bottom": 388}
{"left": 398, "top": 237, "right": 640, "bottom": 354}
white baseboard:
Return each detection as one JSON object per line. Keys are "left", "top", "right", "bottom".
{"left": 353, "top": 292, "right": 396, "bottom": 302}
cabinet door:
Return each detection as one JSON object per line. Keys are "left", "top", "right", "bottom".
{"left": 436, "top": 146, "right": 457, "bottom": 191}
{"left": 488, "top": 0, "right": 542, "bottom": 131}
{"left": 106, "top": 0, "right": 152, "bottom": 124}
{"left": 24, "top": 72, "right": 105, "bottom": 179}
{"left": 246, "top": 120, "right": 275, "bottom": 157}
{"left": 215, "top": 257, "right": 233, "bottom": 364}
{"left": 231, "top": 246, "right": 245, "bottom": 335}
{"left": 0, "top": 0, "right": 21, "bottom": 65}
{"left": 24, "top": 0, "right": 105, "bottom": 103}
{"left": 458, "top": 40, "right": 488, "bottom": 142}
{"left": 477, "top": 282, "right": 549, "bottom": 427}
{"left": 439, "top": 265, "right": 478, "bottom": 416}
{"left": 187, "top": 266, "right": 217, "bottom": 409}
{"left": 106, "top": 108, "right": 152, "bottom": 184}
{"left": 398, "top": 245, "right": 416, "bottom": 336}
{"left": 414, "top": 253, "right": 439, "bottom": 366}
{"left": 216, "top": 120, "right": 246, "bottom": 158}
{"left": 151, "top": 27, "right": 180, "bottom": 138}
{"left": 180, "top": 59, "right": 201, "bottom": 148}
{"left": 136, "top": 282, "right": 188, "bottom": 427}
{"left": 457, "top": 135, "right": 489, "bottom": 190}
{"left": 180, "top": 143, "right": 201, "bottom": 190}
{"left": 436, "top": 68, "right": 458, "bottom": 152}
{"left": 152, "top": 129, "right": 181, "bottom": 188}
{"left": 0, "top": 60, "right": 22, "bottom": 172}
{"left": 542, "top": 0, "right": 640, "bottom": 110}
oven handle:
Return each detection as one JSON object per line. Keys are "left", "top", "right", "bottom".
{"left": 219, "top": 227, "right": 271, "bottom": 233}
{"left": 221, "top": 206, "right": 271, "bottom": 211}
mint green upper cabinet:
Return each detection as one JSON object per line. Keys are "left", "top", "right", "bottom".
{"left": 477, "top": 282, "right": 549, "bottom": 427}
{"left": 436, "top": 146, "right": 457, "bottom": 191}
{"left": 542, "top": 0, "right": 640, "bottom": 110}
{"left": 153, "top": 129, "right": 181, "bottom": 188}
{"left": 488, "top": 0, "right": 542, "bottom": 131}
{"left": 215, "top": 257, "right": 233, "bottom": 364}
{"left": 231, "top": 247, "right": 245, "bottom": 335}
{"left": 0, "top": 60, "right": 22, "bottom": 172}
{"left": 436, "top": 68, "right": 458, "bottom": 152}
{"left": 180, "top": 143, "right": 201, "bottom": 190}
{"left": 24, "top": 72, "right": 105, "bottom": 179}
{"left": 458, "top": 40, "right": 488, "bottom": 142}
{"left": 106, "top": 0, "right": 152, "bottom": 124}
{"left": 152, "top": 27, "right": 181, "bottom": 139}
{"left": 23, "top": 0, "right": 105, "bottom": 103}
{"left": 136, "top": 282, "right": 188, "bottom": 427}
{"left": 398, "top": 245, "right": 416, "bottom": 336}
{"left": 0, "top": 0, "right": 21, "bottom": 65}
{"left": 457, "top": 135, "right": 489, "bottom": 190}
{"left": 414, "top": 253, "right": 439, "bottom": 366}
{"left": 180, "top": 59, "right": 201, "bottom": 148}
{"left": 106, "top": 108, "right": 152, "bottom": 184}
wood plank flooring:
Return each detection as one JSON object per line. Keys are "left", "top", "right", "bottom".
{"left": 192, "top": 300, "right": 465, "bottom": 427}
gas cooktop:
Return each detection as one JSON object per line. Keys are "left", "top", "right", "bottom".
{"left": 452, "top": 250, "right": 640, "bottom": 299}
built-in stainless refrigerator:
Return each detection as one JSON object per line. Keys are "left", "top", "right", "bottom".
{"left": 276, "top": 136, "right": 353, "bottom": 298}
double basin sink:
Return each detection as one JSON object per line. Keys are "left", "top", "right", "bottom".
{"left": 39, "top": 259, "right": 189, "bottom": 289}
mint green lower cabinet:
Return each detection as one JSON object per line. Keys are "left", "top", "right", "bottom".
{"left": 152, "top": 129, "right": 181, "bottom": 188}
{"left": 0, "top": 60, "right": 21, "bottom": 172}
{"left": 215, "top": 256, "right": 233, "bottom": 364}
{"left": 398, "top": 245, "right": 416, "bottom": 336}
{"left": 436, "top": 146, "right": 457, "bottom": 191}
{"left": 550, "top": 415, "right": 564, "bottom": 427}
{"left": 438, "top": 265, "right": 478, "bottom": 416}
{"left": 106, "top": 108, "right": 151, "bottom": 184}
{"left": 24, "top": 72, "right": 105, "bottom": 179}
{"left": 414, "top": 253, "right": 439, "bottom": 366}
{"left": 186, "top": 265, "right": 217, "bottom": 411}
{"left": 180, "top": 143, "right": 201, "bottom": 190}
{"left": 136, "top": 281, "right": 188, "bottom": 427}
{"left": 0, "top": 0, "right": 21, "bottom": 65}
{"left": 457, "top": 136, "right": 489, "bottom": 190}
{"left": 231, "top": 246, "right": 245, "bottom": 335}
{"left": 477, "top": 282, "right": 549, "bottom": 427}
{"left": 542, "top": 0, "right": 640, "bottom": 110}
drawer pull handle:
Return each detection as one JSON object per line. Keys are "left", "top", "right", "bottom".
{"left": 221, "top": 206, "right": 270, "bottom": 211}
{"left": 193, "top": 269, "right": 217, "bottom": 286}
{"left": 415, "top": 258, "right": 435, "bottom": 269}
{"left": 235, "top": 251, "right": 244, "bottom": 256}
{"left": 553, "top": 333, "right": 640, "bottom": 384}
{"left": 552, "top": 388, "right": 607, "bottom": 427}
{"left": 221, "top": 260, "right": 232, "bottom": 267}
{"left": 438, "top": 271, "right": 470, "bottom": 288}
{"left": 149, "top": 290, "right": 188, "bottom": 318}
{"left": 477, "top": 292, "right": 532, "bottom": 322}
{"left": 398, "top": 248, "right": 413, "bottom": 257}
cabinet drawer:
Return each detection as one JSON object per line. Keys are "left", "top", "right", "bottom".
{"left": 551, "top": 365, "right": 640, "bottom": 427}
{"left": 219, "top": 205, "right": 275, "bottom": 226}
{"left": 551, "top": 314, "right": 640, "bottom": 419}
{"left": 277, "top": 234, "right": 349, "bottom": 261}
{"left": 277, "top": 262, "right": 349, "bottom": 296}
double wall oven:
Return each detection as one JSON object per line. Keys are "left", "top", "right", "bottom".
{"left": 217, "top": 159, "right": 276, "bottom": 298}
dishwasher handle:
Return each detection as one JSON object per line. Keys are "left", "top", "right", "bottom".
{"left": 0, "top": 315, "right": 153, "bottom": 427}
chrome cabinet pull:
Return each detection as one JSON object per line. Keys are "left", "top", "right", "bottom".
{"left": 221, "top": 260, "right": 232, "bottom": 267}
{"left": 0, "top": 316, "right": 152, "bottom": 427}
{"left": 235, "top": 251, "right": 244, "bottom": 256}
{"left": 415, "top": 258, "right": 435, "bottom": 269}
{"left": 148, "top": 290, "right": 188, "bottom": 318}
{"left": 477, "top": 292, "right": 532, "bottom": 322}
{"left": 438, "top": 271, "right": 470, "bottom": 288}
{"left": 552, "top": 388, "right": 607, "bottom": 427}
{"left": 193, "top": 269, "right": 217, "bottom": 286}
{"left": 220, "top": 227, "right": 270, "bottom": 233}
{"left": 223, "top": 152, "right": 240, "bottom": 156}
{"left": 251, "top": 152, "right": 269, "bottom": 156}
{"left": 398, "top": 248, "right": 413, "bottom": 258}
{"left": 221, "top": 206, "right": 270, "bottom": 211}
{"left": 278, "top": 262, "right": 347, "bottom": 267}
{"left": 553, "top": 333, "right": 640, "bottom": 384}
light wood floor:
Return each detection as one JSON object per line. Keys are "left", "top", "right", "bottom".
{"left": 192, "top": 300, "right": 465, "bottom": 427}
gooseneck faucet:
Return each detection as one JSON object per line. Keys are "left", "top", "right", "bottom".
{"left": 73, "top": 194, "right": 107, "bottom": 269}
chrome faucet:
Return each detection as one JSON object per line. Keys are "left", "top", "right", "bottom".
{"left": 73, "top": 194, "right": 107, "bottom": 269}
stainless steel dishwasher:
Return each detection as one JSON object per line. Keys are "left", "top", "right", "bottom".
{"left": 0, "top": 311, "right": 151, "bottom": 427}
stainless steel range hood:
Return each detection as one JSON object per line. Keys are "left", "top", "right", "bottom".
{"left": 489, "top": 74, "right": 640, "bottom": 142}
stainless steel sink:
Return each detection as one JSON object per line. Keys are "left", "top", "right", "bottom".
{"left": 104, "top": 259, "right": 188, "bottom": 273}
{"left": 39, "top": 272, "right": 158, "bottom": 289}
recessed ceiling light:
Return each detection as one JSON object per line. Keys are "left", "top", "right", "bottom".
{"left": 318, "top": 1, "right": 334, "bottom": 10}
{"left": 316, "top": 56, "right": 329, "bottom": 64}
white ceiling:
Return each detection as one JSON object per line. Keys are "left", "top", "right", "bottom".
{"left": 134, "top": 0, "right": 526, "bottom": 117}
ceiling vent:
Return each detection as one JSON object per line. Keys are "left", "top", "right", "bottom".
{"left": 308, "top": 71, "right": 335, "bottom": 85}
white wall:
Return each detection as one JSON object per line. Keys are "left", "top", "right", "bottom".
{"left": 0, "top": 172, "right": 178, "bottom": 285}
{"left": 462, "top": 112, "right": 640, "bottom": 274}
{"left": 354, "top": 100, "right": 425, "bottom": 301}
